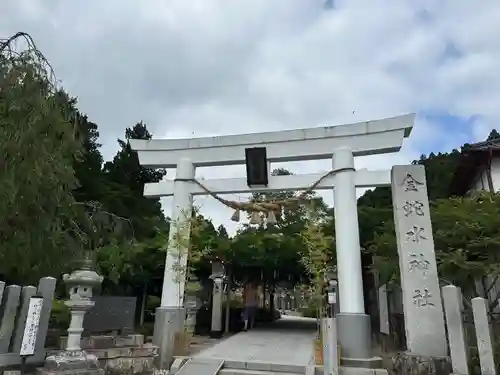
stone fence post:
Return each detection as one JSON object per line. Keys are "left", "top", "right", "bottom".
{"left": 442, "top": 285, "right": 468, "bottom": 375}
{"left": 472, "top": 297, "right": 497, "bottom": 375}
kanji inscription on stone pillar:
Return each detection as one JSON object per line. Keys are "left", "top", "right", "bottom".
{"left": 391, "top": 165, "right": 447, "bottom": 357}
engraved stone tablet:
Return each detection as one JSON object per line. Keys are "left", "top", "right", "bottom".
{"left": 83, "top": 296, "right": 136, "bottom": 334}
{"left": 391, "top": 165, "right": 447, "bottom": 357}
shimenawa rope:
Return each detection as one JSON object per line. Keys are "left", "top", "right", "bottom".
{"left": 175, "top": 167, "right": 355, "bottom": 214}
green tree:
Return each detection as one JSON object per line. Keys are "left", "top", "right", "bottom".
{"left": 103, "top": 121, "right": 167, "bottom": 240}
{"left": 72, "top": 107, "right": 105, "bottom": 203}
{"left": 370, "top": 191, "right": 500, "bottom": 314}
{"left": 0, "top": 33, "right": 83, "bottom": 283}
{"left": 299, "top": 206, "right": 335, "bottom": 321}
{"left": 487, "top": 129, "right": 500, "bottom": 141}
{"left": 357, "top": 150, "right": 462, "bottom": 251}
{"left": 229, "top": 168, "right": 330, "bottom": 285}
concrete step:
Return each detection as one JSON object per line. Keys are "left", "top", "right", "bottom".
{"left": 170, "top": 358, "right": 307, "bottom": 375}
{"left": 217, "top": 360, "right": 306, "bottom": 374}
{"left": 219, "top": 369, "right": 300, "bottom": 375}
{"left": 176, "top": 358, "right": 224, "bottom": 375}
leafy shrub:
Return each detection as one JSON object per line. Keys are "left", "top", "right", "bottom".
{"left": 299, "top": 297, "right": 320, "bottom": 318}
{"left": 299, "top": 305, "right": 318, "bottom": 318}
{"left": 146, "top": 295, "right": 161, "bottom": 311}
{"left": 137, "top": 323, "right": 154, "bottom": 337}
{"left": 49, "top": 299, "right": 70, "bottom": 329}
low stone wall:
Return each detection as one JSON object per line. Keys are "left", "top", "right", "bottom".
{"left": 391, "top": 352, "right": 452, "bottom": 375}
{"left": 57, "top": 335, "right": 158, "bottom": 375}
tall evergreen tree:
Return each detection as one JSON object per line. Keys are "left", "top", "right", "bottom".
{"left": 103, "top": 122, "right": 167, "bottom": 239}
{"left": 487, "top": 129, "right": 500, "bottom": 141}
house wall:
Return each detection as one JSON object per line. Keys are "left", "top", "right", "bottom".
{"left": 467, "top": 156, "right": 500, "bottom": 313}
{"left": 470, "top": 157, "right": 500, "bottom": 192}
{"left": 471, "top": 166, "right": 487, "bottom": 191}
{"left": 491, "top": 157, "right": 500, "bottom": 190}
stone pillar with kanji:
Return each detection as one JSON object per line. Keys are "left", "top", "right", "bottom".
{"left": 391, "top": 165, "right": 451, "bottom": 375}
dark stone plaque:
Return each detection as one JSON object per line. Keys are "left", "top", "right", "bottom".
{"left": 83, "top": 296, "right": 136, "bottom": 334}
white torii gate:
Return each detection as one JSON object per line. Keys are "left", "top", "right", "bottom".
{"left": 130, "top": 113, "right": 415, "bottom": 367}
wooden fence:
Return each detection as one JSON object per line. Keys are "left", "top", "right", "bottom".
{"left": 0, "top": 277, "right": 56, "bottom": 368}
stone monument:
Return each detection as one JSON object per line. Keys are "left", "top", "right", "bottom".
{"left": 391, "top": 165, "right": 451, "bottom": 375}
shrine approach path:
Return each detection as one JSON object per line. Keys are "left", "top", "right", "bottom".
{"left": 194, "top": 315, "right": 316, "bottom": 366}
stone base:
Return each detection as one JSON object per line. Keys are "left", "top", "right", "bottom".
{"left": 153, "top": 306, "right": 185, "bottom": 370}
{"left": 313, "top": 365, "right": 389, "bottom": 375}
{"left": 88, "top": 344, "right": 158, "bottom": 375}
{"left": 336, "top": 313, "right": 372, "bottom": 360}
{"left": 55, "top": 335, "right": 159, "bottom": 375}
{"left": 60, "top": 334, "right": 145, "bottom": 350}
{"left": 391, "top": 352, "right": 452, "bottom": 375}
{"left": 37, "top": 350, "right": 104, "bottom": 375}
{"left": 341, "top": 357, "right": 384, "bottom": 369}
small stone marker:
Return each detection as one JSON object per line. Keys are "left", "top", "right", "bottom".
{"left": 442, "top": 285, "right": 468, "bottom": 375}
{"left": 472, "top": 297, "right": 497, "bottom": 375}
{"left": 0, "top": 285, "right": 22, "bottom": 352}
{"left": 378, "top": 285, "right": 390, "bottom": 335}
{"left": 391, "top": 165, "right": 447, "bottom": 357}
{"left": 210, "top": 261, "right": 224, "bottom": 337}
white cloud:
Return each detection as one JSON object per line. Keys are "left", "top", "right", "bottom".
{"left": 2, "top": 0, "right": 500, "bottom": 233}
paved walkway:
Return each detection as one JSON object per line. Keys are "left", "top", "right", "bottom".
{"left": 194, "top": 315, "right": 317, "bottom": 365}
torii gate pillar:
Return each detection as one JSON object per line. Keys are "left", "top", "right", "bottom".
{"left": 333, "top": 146, "right": 372, "bottom": 361}
{"left": 153, "top": 157, "right": 195, "bottom": 369}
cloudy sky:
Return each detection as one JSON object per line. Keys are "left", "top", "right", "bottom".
{"left": 2, "top": 0, "right": 500, "bottom": 234}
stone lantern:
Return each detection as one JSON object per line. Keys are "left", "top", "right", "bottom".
{"left": 209, "top": 258, "right": 225, "bottom": 338}
{"left": 37, "top": 252, "right": 104, "bottom": 375}
{"left": 62, "top": 258, "right": 104, "bottom": 351}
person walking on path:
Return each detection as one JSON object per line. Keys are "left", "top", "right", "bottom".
{"left": 242, "top": 281, "right": 258, "bottom": 331}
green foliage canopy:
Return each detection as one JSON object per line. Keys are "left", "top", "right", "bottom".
{"left": 0, "top": 35, "right": 83, "bottom": 283}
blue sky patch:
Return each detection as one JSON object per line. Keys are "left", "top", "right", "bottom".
{"left": 417, "top": 112, "right": 479, "bottom": 154}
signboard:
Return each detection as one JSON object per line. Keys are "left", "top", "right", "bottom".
{"left": 20, "top": 297, "right": 44, "bottom": 356}
{"left": 328, "top": 292, "right": 336, "bottom": 304}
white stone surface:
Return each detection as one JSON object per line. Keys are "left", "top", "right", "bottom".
{"left": 472, "top": 297, "right": 497, "bottom": 375}
{"left": 161, "top": 157, "right": 195, "bottom": 308}
{"left": 333, "top": 147, "right": 364, "bottom": 314}
{"left": 442, "top": 285, "right": 468, "bottom": 375}
{"left": 391, "top": 165, "right": 447, "bottom": 357}
{"left": 130, "top": 114, "right": 414, "bottom": 168}
{"left": 144, "top": 169, "right": 391, "bottom": 197}
{"left": 195, "top": 316, "right": 316, "bottom": 365}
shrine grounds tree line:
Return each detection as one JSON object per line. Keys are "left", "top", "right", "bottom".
{"left": 1, "top": 32, "right": 500, "bottom": 319}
